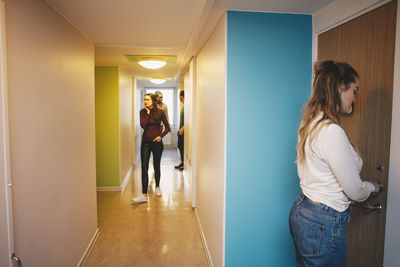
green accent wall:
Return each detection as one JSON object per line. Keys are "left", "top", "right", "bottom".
{"left": 95, "top": 66, "right": 120, "bottom": 187}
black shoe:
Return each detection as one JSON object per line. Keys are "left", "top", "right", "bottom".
{"left": 175, "top": 163, "right": 183, "bottom": 169}
{"left": 179, "top": 165, "right": 184, "bottom": 171}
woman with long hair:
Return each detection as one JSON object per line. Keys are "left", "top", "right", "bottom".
{"left": 289, "top": 60, "right": 380, "bottom": 266}
{"left": 132, "top": 93, "right": 170, "bottom": 204}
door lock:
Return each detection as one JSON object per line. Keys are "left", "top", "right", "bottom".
{"left": 377, "top": 164, "right": 384, "bottom": 173}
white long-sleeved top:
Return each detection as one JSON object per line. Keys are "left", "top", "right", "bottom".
{"left": 298, "top": 119, "right": 375, "bottom": 212}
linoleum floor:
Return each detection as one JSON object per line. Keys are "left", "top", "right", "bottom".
{"left": 85, "top": 148, "right": 208, "bottom": 267}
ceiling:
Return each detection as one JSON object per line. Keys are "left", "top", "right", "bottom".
{"left": 46, "top": 0, "right": 334, "bottom": 88}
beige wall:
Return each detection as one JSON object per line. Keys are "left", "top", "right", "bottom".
{"left": 196, "top": 14, "right": 226, "bottom": 267}
{"left": 5, "top": 0, "right": 97, "bottom": 266}
{"left": 384, "top": 1, "right": 400, "bottom": 266}
{"left": 119, "top": 67, "right": 133, "bottom": 184}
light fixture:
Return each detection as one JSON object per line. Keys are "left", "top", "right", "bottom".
{"left": 138, "top": 60, "right": 166, "bottom": 69}
{"left": 125, "top": 55, "right": 177, "bottom": 69}
{"left": 149, "top": 77, "right": 168, "bottom": 84}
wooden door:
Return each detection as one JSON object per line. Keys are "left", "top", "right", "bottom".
{"left": 318, "top": 1, "right": 396, "bottom": 266}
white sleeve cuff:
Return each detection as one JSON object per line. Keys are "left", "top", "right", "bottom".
{"left": 365, "top": 181, "right": 376, "bottom": 193}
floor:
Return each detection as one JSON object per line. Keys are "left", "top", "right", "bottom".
{"left": 85, "top": 148, "right": 208, "bottom": 267}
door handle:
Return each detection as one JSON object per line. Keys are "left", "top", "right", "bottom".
{"left": 11, "top": 253, "right": 22, "bottom": 267}
{"left": 352, "top": 202, "right": 383, "bottom": 213}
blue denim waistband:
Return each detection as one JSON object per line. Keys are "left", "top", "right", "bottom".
{"left": 295, "top": 192, "right": 349, "bottom": 221}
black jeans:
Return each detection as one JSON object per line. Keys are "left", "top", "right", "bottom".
{"left": 141, "top": 140, "right": 164, "bottom": 194}
{"left": 178, "top": 134, "right": 184, "bottom": 164}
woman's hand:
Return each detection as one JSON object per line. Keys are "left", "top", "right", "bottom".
{"left": 372, "top": 181, "right": 381, "bottom": 193}
{"left": 153, "top": 136, "right": 161, "bottom": 142}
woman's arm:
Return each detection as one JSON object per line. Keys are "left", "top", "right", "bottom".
{"left": 323, "top": 124, "right": 375, "bottom": 202}
{"left": 140, "top": 109, "right": 150, "bottom": 129}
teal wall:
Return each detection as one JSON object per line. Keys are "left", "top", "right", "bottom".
{"left": 226, "top": 11, "right": 312, "bottom": 266}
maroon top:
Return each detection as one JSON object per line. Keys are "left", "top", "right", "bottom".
{"left": 140, "top": 108, "right": 170, "bottom": 142}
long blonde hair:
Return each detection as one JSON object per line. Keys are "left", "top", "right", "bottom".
{"left": 296, "top": 60, "right": 359, "bottom": 164}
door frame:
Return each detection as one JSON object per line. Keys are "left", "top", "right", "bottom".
{"left": 0, "top": 1, "right": 15, "bottom": 266}
{"left": 188, "top": 57, "right": 197, "bottom": 208}
{"left": 312, "top": 0, "right": 392, "bottom": 62}
{"left": 385, "top": 1, "right": 400, "bottom": 266}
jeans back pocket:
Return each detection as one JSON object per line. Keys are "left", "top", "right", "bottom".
{"left": 291, "top": 207, "right": 326, "bottom": 256}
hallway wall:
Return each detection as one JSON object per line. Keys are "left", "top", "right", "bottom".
{"left": 5, "top": 0, "right": 97, "bottom": 266}
{"left": 225, "top": 11, "right": 312, "bottom": 266}
{"left": 118, "top": 67, "right": 133, "bottom": 185}
{"left": 95, "top": 66, "right": 133, "bottom": 188}
{"left": 95, "top": 66, "right": 120, "bottom": 187}
{"left": 132, "top": 78, "right": 140, "bottom": 164}
{"left": 196, "top": 14, "right": 227, "bottom": 267}
{"left": 184, "top": 58, "right": 197, "bottom": 207}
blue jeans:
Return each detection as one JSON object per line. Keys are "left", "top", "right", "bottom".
{"left": 289, "top": 193, "right": 350, "bottom": 267}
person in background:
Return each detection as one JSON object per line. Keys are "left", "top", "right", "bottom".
{"left": 132, "top": 93, "right": 170, "bottom": 204}
{"left": 175, "top": 90, "right": 184, "bottom": 171}
{"left": 154, "top": 91, "right": 169, "bottom": 131}
{"left": 289, "top": 60, "right": 380, "bottom": 266}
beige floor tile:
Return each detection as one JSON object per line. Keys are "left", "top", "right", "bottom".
{"left": 85, "top": 149, "right": 208, "bottom": 267}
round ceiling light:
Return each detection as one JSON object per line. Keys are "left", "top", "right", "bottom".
{"left": 138, "top": 60, "right": 167, "bottom": 69}
{"left": 149, "top": 78, "right": 167, "bottom": 84}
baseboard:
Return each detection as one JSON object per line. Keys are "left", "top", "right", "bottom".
{"left": 193, "top": 208, "right": 213, "bottom": 267}
{"left": 121, "top": 165, "right": 133, "bottom": 191}
{"left": 96, "top": 186, "right": 121, "bottom": 191}
{"left": 76, "top": 228, "right": 100, "bottom": 267}
{"left": 97, "top": 164, "right": 136, "bottom": 192}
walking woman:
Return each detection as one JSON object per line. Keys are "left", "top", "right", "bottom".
{"left": 289, "top": 60, "right": 380, "bottom": 266}
{"left": 132, "top": 93, "right": 170, "bottom": 204}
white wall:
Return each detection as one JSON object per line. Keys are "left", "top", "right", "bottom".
{"left": 133, "top": 78, "right": 142, "bottom": 163}
{"left": 184, "top": 63, "right": 193, "bottom": 170}
{"left": 132, "top": 77, "right": 140, "bottom": 164}
{"left": 119, "top": 67, "right": 133, "bottom": 184}
{"left": 184, "top": 58, "right": 197, "bottom": 206}
{"left": 196, "top": 13, "right": 226, "bottom": 267}
{"left": 5, "top": 0, "right": 97, "bottom": 266}
{"left": 384, "top": 1, "right": 400, "bottom": 266}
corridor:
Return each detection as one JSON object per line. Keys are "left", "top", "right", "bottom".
{"left": 85, "top": 149, "right": 208, "bottom": 267}
{"left": 2, "top": 1, "right": 400, "bottom": 266}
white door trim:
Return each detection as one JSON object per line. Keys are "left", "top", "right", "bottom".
{"left": 190, "top": 57, "right": 197, "bottom": 208}
{"left": 0, "top": 1, "right": 15, "bottom": 266}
